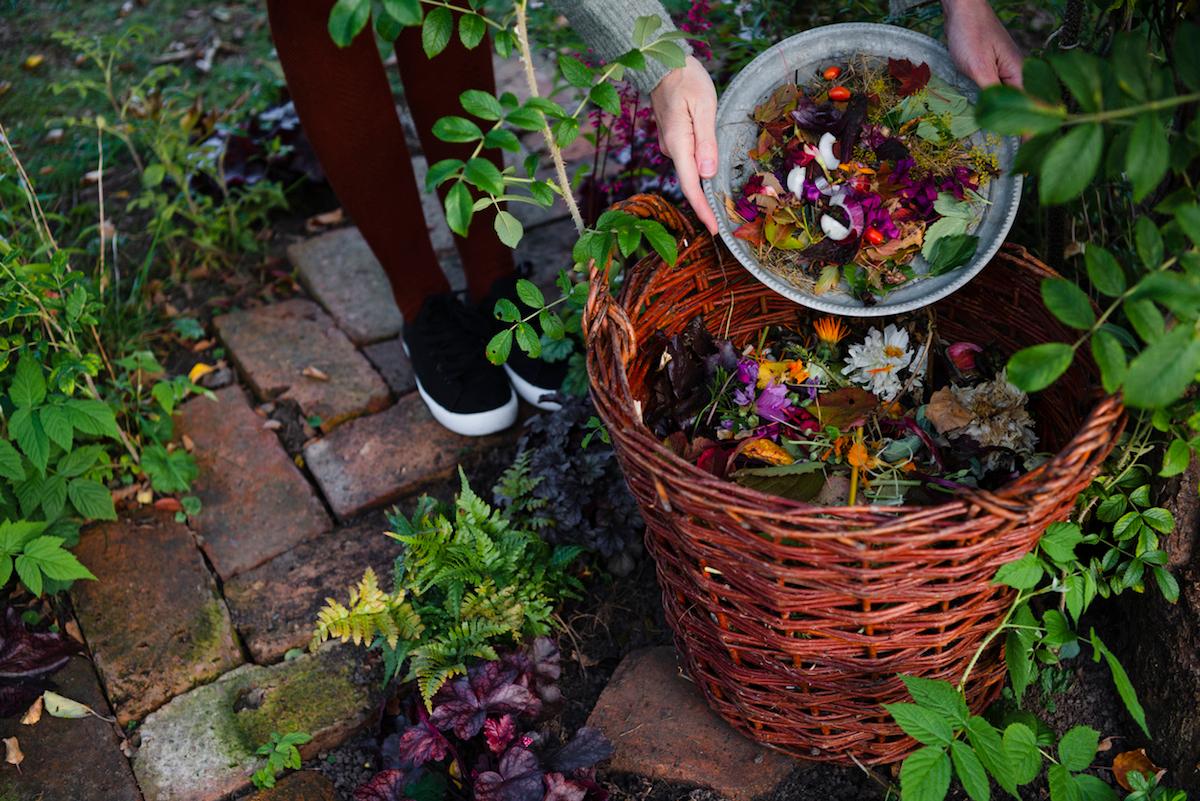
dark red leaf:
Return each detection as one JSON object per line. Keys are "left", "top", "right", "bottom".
{"left": 396, "top": 721, "right": 449, "bottom": 768}
{"left": 888, "top": 58, "right": 932, "bottom": 97}
{"left": 0, "top": 607, "right": 80, "bottom": 679}
{"left": 354, "top": 769, "right": 409, "bottom": 801}
{"left": 485, "top": 714, "right": 518, "bottom": 755}
{"left": 430, "top": 664, "right": 540, "bottom": 740}
{"left": 474, "top": 746, "right": 544, "bottom": 801}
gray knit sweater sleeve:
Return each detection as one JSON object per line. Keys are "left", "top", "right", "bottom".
{"left": 550, "top": 0, "right": 691, "bottom": 94}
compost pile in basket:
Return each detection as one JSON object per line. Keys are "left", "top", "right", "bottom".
{"left": 643, "top": 312, "right": 1043, "bottom": 506}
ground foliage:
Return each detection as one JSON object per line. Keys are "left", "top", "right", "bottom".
{"left": 354, "top": 637, "right": 612, "bottom": 801}
{"left": 312, "top": 470, "right": 584, "bottom": 707}
{"left": 495, "top": 396, "right": 644, "bottom": 574}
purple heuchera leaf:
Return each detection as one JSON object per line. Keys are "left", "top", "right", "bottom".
{"left": 544, "top": 727, "right": 614, "bottom": 773}
{"left": 397, "top": 720, "right": 449, "bottom": 768}
{"left": 502, "top": 637, "right": 562, "bottom": 706}
{"left": 544, "top": 773, "right": 588, "bottom": 801}
{"left": 354, "top": 769, "right": 409, "bottom": 801}
{"left": 431, "top": 662, "right": 541, "bottom": 740}
{"left": 0, "top": 607, "right": 80, "bottom": 680}
{"left": 484, "top": 714, "right": 518, "bottom": 754}
{"left": 474, "top": 746, "right": 545, "bottom": 801}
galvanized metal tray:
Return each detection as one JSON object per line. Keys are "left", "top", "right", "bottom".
{"left": 702, "top": 22, "right": 1022, "bottom": 316}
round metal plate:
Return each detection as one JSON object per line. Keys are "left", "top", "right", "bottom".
{"left": 702, "top": 22, "right": 1023, "bottom": 316}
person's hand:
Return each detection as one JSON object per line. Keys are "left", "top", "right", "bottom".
{"left": 942, "top": 0, "right": 1024, "bottom": 88}
{"left": 651, "top": 55, "right": 720, "bottom": 234}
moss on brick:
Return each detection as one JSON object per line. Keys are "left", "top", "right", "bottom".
{"left": 233, "top": 650, "right": 365, "bottom": 749}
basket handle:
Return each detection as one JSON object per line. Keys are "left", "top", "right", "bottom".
{"left": 581, "top": 194, "right": 699, "bottom": 362}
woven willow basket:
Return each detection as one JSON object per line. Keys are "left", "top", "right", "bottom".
{"left": 582, "top": 194, "right": 1125, "bottom": 764}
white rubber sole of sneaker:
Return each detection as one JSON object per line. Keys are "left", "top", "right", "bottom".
{"left": 503, "top": 365, "right": 562, "bottom": 411}
{"left": 403, "top": 342, "right": 519, "bottom": 436}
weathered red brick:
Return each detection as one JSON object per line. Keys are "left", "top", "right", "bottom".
{"left": 302, "top": 393, "right": 512, "bottom": 520}
{"left": 176, "top": 386, "right": 332, "bottom": 579}
{"left": 224, "top": 518, "right": 403, "bottom": 663}
{"left": 289, "top": 227, "right": 403, "bottom": 346}
{"left": 586, "top": 646, "right": 797, "bottom": 801}
{"left": 0, "top": 656, "right": 143, "bottom": 801}
{"left": 214, "top": 299, "right": 390, "bottom": 431}
{"left": 70, "top": 512, "right": 243, "bottom": 724}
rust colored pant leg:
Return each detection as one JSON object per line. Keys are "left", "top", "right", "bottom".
{"left": 395, "top": 24, "right": 515, "bottom": 304}
{"left": 266, "top": 0, "right": 450, "bottom": 319}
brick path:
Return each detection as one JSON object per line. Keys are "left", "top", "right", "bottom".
{"left": 17, "top": 158, "right": 578, "bottom": 800}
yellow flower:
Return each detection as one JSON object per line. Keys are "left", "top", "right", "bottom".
{"left": 813, "top": 316, "right": 850, "bottom": 347}
{"left": 757, "top": 361, "right": 789, "bottom": 389}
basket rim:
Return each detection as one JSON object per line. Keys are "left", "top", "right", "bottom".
{"left": 590, "top": 240, "right": 1126, "bottom": 528}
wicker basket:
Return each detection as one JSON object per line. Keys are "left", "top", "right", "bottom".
{"left": 582, "top": 194, "right": 1125, "bottom": 764}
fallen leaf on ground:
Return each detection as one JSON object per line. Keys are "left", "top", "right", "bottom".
{"left": 135, "top": 488, "right": 153, "bottom": 505}
{"left": 21, "top": 54, "right": 44, "bottom": 71}
{"left": 1114, "top": 749, "right": 1161, "bottom": 791}
{"left": 3, "top": 737, "right": 23, "bottom": 769}
{"left": 19, "top": 697, "right": 42, "bottom": 726}
{"left": 181, "top": 434, "right": 195, "bottom": 452}
{"left": 0, "top": 81, "right": 12, "bottom": 97}
{"left": 63, "top": 620, "right": 84, "bottom": 645}
{"left": 302, "top": 366, "right": 330, "bottom": 381}
{"left": 42, "top": 691, "right": 94, "bottom": 719}
{"left": 305, "top": 208, "right": 344, "bottom": 232}
{"left": 188, "top": 362, "right": 215, "bottom": 383}
{"left": 262, "top": 419, "right": 282, "bottom": 431}
{"left": 154, "top": 498, "right": 182, "bottom": 512}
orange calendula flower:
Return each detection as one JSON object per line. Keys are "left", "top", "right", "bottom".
{"left": 787, "top": 361, "right": 810, "bottom": 383}
{"left": 847, "top": 439, "right": 873, "bottom": 469}
{"left": 813, "top": 316, "right": 850, "bottom": 346}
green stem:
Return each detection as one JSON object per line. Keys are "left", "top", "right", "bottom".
{"left": 418, "top": 0, "right": 505, "bottom": 29}
{"left": 1067, "top": 92, "right": 1200, "bottom": 125}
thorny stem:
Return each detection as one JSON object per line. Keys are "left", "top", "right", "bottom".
{"left": 419, "top": 0, "right": 505, "bottom": 29}
{"left": 514, "top": 1, "right": 585, "bottom": 234}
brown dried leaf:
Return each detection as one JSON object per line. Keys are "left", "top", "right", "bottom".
{"left": 153, "top": 498, "right": 182, "bottom": 513}
{"left": 305, "top": 207, "right": 344, "bottom": 232}
{"left": 926, "top": 387, "right": 973, "bottom": 434}
{"left": 741, "top": 439, "right": 794, "bottom": 466}
{"left": 3, "top": 737, "right": 22, "bottom": 769}
{"left": 181, "top": 434, "right": 195, "bottom": 452}
{"left": 19, "top": 697, "right": 42, "bottom": 726}
{"left": 814, "top": 388, "right": 878, "bottom": 429}
{"left": 63, "top": 619, "right": 84, "bottom": 645}
{"left": 1114, "top": 749, "right": 1160, "bottom": 791}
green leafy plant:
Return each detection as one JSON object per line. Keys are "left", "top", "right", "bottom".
{"left": 50, "top": 26, "right": 289, "bottom": 274}
{"left": 0, "top": 119, "right": 204, "bottom": 596}
{"left": 974, "top": 21, "right": 1200, "bottom": 413}
{"left": 311, "top": 469, "right": 583, "bottom": 705}
{"left": 251, "top": 731, "right": 312, "bottom": 789}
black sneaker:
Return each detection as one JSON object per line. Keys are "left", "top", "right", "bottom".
{"left": 483, "top": 275, "right": 570, "bottom": 411}
{"left": 403, "top": 293, "right": 517, "bottom": 436}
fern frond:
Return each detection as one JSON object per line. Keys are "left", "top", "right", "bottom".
{"left": 309, "top": 567, "right": 422, "bottom": 652}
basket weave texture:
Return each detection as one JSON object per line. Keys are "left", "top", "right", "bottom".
{"left": 582, "top": 194, "right": 1125, "bottom": 764}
